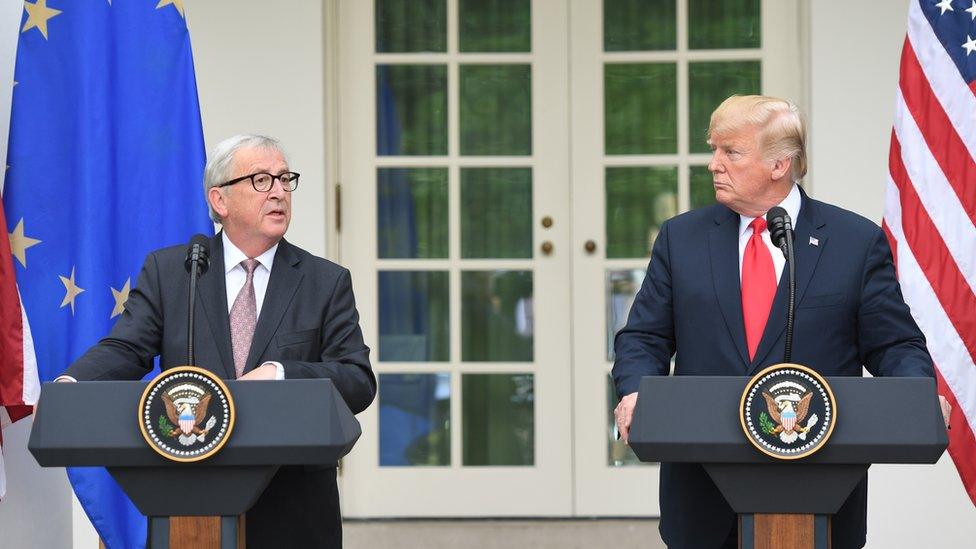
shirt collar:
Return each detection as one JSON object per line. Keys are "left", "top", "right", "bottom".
{"left": 738, "top": 183, "right": 802, "bottom": 237}
{"left": 222, "top": 232, "right": 278, "bottom": 274}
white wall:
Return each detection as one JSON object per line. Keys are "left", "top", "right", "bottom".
{"left": 185, "top": 0, "right": 331, "bottom": 259}
{"left": 809, "top": 0, "right": 976, "bottom": 547}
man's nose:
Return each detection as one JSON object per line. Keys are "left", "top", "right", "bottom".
{"left": 267, "top": 179, "right": 287, "bottom": 198}
{"left": 708, "top": 154, "right": 721, "bottom": 173}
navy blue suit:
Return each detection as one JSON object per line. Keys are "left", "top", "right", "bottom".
{"left": 613, "top": 189, "right": 932, "bottom": 549}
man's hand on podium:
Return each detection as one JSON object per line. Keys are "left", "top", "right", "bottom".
{"left": 939, "top": 395, "right": 951, "bottom": 429}
{"left": 614, "top": 392, "right": 639, "bottom": 444}
{"left": 238, "top": 362, "right": 279, "bottom": 381}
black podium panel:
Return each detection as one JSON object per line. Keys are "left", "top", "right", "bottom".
{"left": 628, "top": 376, "right": 947, "bottom": 465}
{"left": 112, "top": 465, "right": 276, "bottom": 516}
{"left": 29, "top": 378, "right": 361, "bottom": 518}
{"left": 627, "top": 375, "right": 947, "bottom": 517}
{"left": 29, "top": 378, "right": 361, "bottom": 467}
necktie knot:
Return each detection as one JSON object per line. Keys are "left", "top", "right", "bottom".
{"left": 750, "top": 217, "right": 767, "bottom": 235}
{"left": 241, "top": 258, "right": 259, "bottom": 276}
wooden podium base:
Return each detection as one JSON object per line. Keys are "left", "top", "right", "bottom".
{"left": 739, "top": 513, "right": 830, "bottom": 549}
{"left": 149, "top": 515, "right": 244, "bottom": 548}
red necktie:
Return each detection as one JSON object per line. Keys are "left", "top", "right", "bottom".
{"left": 742, "top": 217, "right": 776, "bottom": 361}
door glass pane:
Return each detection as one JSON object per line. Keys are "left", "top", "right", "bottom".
{"left": 605, "top": 167, "right": 677, "bottom": 258}
{"left": 375, "top": 0, "right": 447, "bottom": 53}
{"left": 607, "top": 376, "right": 643, "bottom": 466}
{"left": 460, "top": 64, "right": 532, "bottom": 156}
{"left": 461, "top": 168, "right": 532, "bottom": 258}
{"left": 690, "top": 165, "right": 717, "bottom": 210}
{"left": 606, "top": 269, "right": 646, "bottom": 361}
{"left": 688, "top": 0, "right": 761, "bottom": 50}
{"left": 688, "top": 61, "right": 761, "bottom": 153}
{"left": 604, "top": 63, "right": 677, "bottom": 154}
{"left": 380, "top": 373, "right": 451, "bottom": 466}
{"left": 463, "top": 373, "right": 535, "bottom": 465}
{"left": 461, "top": 270, "right": 534, "bottom": 362}
{"left": 603, "top": 0, "right": 676, "bottom": 52}
{"left": 377, "top": 64, "right": 448, "bottom": 156}
{"left": 378, "top": 168, "right": 449, "bottom": 259}
{"left": 459, "top": 0, "right": 531, "bottom": 53}
{"left": 379, "top": 271, "right": 450, "bottom": 361}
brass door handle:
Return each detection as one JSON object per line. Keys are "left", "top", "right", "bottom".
{"left": 541, "top": 241, "right": 554, "bottom": 255}
{"left": 584, "top": 240, "right": 597, "bottom": 254}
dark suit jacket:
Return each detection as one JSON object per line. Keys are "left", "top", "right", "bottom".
{"left": 65, "top": 233, "right": 375, "bottom": 548}
{"left": 613, "top": 189, "right": 932, "bottom": 549}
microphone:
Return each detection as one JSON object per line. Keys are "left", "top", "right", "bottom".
{"left": 765, "top": 207, "right": 792, "bottom": 259}
{"left": 184, "top": 234, "right": 211, "bottom": 275}
{"left": 765, "top": 207, "right": 796, "bottom": 363}
{"left": 184, "top": 234, "right": 210, "bottom": 365}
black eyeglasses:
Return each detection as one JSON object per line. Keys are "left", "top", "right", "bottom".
{"left": 217, "top": 171, "right": 300, "bottom": 192}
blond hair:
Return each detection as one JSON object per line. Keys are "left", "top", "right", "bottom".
{"left": 708, "top": 95, "right": 807, "bottom": 182}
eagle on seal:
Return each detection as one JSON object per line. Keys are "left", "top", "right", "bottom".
{"left": 762, "top": 391, "right": 817, "bottom": 444}
{"left": 162, "top": 392, "right": 213, "bottom": 442}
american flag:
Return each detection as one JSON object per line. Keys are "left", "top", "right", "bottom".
{"left": 0, "top": 195, "right": 40, "bottom": 501}
{"left": 883, "top": 0, "right": 976, "bottom": 507}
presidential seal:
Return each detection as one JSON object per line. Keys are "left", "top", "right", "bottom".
{"left": 138, "top": 366, "right": 235, "bottom": 462}
{"left": 740, "top": 363, "right": 836, "bottom": 460}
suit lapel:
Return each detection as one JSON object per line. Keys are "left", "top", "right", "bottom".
{"left": 709, "top": 209, "right": 750, "bottom": 371}
{"left": 243, "top": 239, "right": 304, "bottom": 374}
{"left": 749, "top": 190, "right": 827, "bottom": 372}
{"left": 197, "top": 233, "right": 237, "bottom": 379}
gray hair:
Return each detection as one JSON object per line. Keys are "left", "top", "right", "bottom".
{"left": 203, "top": 134, "right": 290, "bottom": 223}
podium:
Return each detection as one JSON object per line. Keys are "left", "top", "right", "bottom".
{"left": 628, "top": 376, "right": 947, "bottom": 548}
{"left": 29, "top": 378, "right": 361, "bottom": 548}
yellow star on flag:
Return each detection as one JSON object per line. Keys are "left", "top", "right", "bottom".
{"left": 8, "top": 218, "right": 42, "bottom": 268}
{"left": 59, "top": 266, "right": 85, "bottom": 315}
{"left": 22, "top": 0, "right": 62, "bottom": 40}
{"left": 110, "top": 278, "right": 131, "bottom": 319}
{"left": 155, "top": 0, "right": 185, "bottom": 18}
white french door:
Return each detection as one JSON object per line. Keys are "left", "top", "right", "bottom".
{"left": 337, "top": 0, "right": 573, "bottom": 516}
{"left": 335, "top": 0, "right": 803, "bottom": 517}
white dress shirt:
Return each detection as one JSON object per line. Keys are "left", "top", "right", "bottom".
{"left": 222, "top": 232, "right": 277, "bottom": 320}
{"left": 737, "top": 183, "right": 802, "bottom": 284}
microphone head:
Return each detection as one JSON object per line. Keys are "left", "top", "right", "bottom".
{"left": 765, "top": 207, "right": 790, "bottom": 249}
{"left": 184, "top": 234, "right": 211, "bottom": 275}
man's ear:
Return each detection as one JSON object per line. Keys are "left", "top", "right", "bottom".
{"left": 771, "top": 157, "right": 792, "bottom": 182}
{"left": 209, "top": 187, "right": 228, "bottom": 219}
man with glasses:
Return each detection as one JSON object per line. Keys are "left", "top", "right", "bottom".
{"left": 61, "top": 134, "right": 375, "bottom": 547}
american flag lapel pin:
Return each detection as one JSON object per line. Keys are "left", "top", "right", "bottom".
{"left": 809, "top": 236, "right": 819, "bottom": 247}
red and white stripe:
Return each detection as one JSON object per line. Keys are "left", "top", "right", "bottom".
{"left": 0, "top": 196, "right": 40, "bottom": 501}
{"left": 883, "top": 0, "right": 976, "bottom": 507}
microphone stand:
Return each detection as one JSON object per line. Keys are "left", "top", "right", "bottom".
{"left": 768, "top": 208, "right": 796, "bottom": 364}
{"left": 187, "top": 244, "right": 201, "bottom": 366}
{"left": 782, "top": 228, "right": 796, "bottom": 364}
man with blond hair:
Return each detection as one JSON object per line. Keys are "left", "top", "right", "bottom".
{"left": 612, "top": 96, "right": 936, "bottom": 548}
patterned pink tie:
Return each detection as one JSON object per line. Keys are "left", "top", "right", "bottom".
{"left": 230, "top": 258, "right": 259, "bottom": 378}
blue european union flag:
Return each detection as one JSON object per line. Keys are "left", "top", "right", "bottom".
{"left": 3, "top": 1, "right": 212, "bottom": 547}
